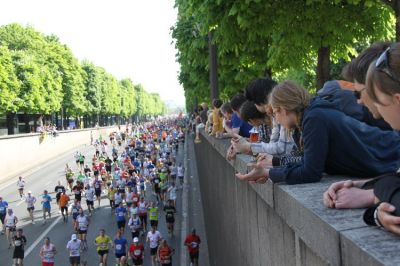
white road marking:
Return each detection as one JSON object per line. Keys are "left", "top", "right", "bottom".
{"left": 24, "top": 216, "right": 62, "bottom": 256}
{"left": 16, "top": 200, "right": 25, "bottom": 206}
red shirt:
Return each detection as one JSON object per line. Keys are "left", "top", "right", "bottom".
{"left": 132, "top": 193, "right": 140, "bottom": 206}
{"left": 158, "top": 246, "right": 173, "bottom": 264}
{"left": 129, "top": 244, "right": 144, "bottom": 259}
{"left": 184, "top": 234, "right": 201, "bottom": 253}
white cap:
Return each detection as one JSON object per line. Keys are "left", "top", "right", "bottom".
{"left": 71, "top": 234, "right": 77, "bottom": 240}
{"left": 28, "top": 191, "right": 32, "bottom": 194}
{"left": 133, "top": 237, "right": 139, "bottom": 243}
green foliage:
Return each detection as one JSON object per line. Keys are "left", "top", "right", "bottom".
{"left": 0, "top": 23, "right": 166, "bottom": 118}
{"left": 173, "top": 0, "right": 396, "bottom": 108}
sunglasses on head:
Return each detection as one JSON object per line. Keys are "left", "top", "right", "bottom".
{"left": 375, "top": 46, "right": 400, "bottom": 84}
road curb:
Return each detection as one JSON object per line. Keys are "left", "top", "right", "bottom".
{"left": 180, "top": 134, "right": 189, "bottom": 266}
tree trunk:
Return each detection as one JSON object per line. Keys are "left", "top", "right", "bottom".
{"left": 264, "top": 68, "right": 273, "bottom": 78}
{"left": 316, "top": 46, "right": 331, "bottom": 90}
{"left": 208, "top": 31, "right": 219, "bottom": 100}
{"left": 6, "top": 112, "right": 15, "bottom": 135}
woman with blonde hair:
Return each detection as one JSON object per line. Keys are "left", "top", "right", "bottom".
{"left": 236, "top": 80, "right": 400, "bottom": 184}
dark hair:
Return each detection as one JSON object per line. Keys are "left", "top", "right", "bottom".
{"left": 230, "top": 93, "right": 247, "bottom": 112}
{"left": 244, "top": 78, "right": 277, "bottom": 105}
{"left": 220, "top": 102, "right": 233, "bottom": 114}
{"left": 239, "top": 101, "right": 266, "bottom": 122}
{"left": 366, "top": 43, "right": 400, "bottom": 104}
{"left": 342, "top": 41, "right": 392, "bottom": 84}
{"left": 212, "top": 99, "right": 223, "bottom": 108}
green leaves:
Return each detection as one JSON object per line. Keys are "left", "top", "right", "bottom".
{"left": 173, "top": 0, "right": 395, "bottom": 107}
{"left": 0, "top": 23, "right": 166, "bottom": 118}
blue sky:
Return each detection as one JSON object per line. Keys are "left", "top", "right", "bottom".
{"left": 0, "top": 0, "right": 185, "bottom": 107}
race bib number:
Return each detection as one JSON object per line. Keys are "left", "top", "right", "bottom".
{"left": 70, "top": 249, "right": 79, "bottom": 256}
{"left": 115, "top": 244, "right": 122, "bottom": 250}
{"left": 58, "top": 189, "right": 63, "bottom": 193}
{"left": 134, "top": 249, "right": 141, "bottom": 256}
{"left": 118, "top": 212, "right": 124, "bottom": 217}
{"left": 191, "top": 242, "right": 198, "bottom": 248}
{"left": 14, "top": 240, "right": 21, "bottom": 246}
{"left": 0, "top": 207, "right": 5, "bottom": 212}
{"left": 133, "top": 198, "right": 138, "bottom": 202}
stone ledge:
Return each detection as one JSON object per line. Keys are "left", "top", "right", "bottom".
{"left": 200, "top": 130, "right": 400, "bottom": 266}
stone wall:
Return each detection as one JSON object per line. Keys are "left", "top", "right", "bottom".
{"left": 0, "top": 126, "right": 121, "bottom": 182}
{"left": 195, "top": 131, "right": 400, "bottom": 266}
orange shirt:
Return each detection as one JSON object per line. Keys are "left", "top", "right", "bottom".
{"left": 59, "top": 194, "right": 70, "bottom": 207}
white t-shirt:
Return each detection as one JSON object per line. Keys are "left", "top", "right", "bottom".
{"left": 128, "top": 217, "right": 141, "bottom": 231}
{"left": 5, "top": 214, "right": 16, "bottom": 227}
{"left": 41, "top": 244, "right": 56, "bottom": 263}
{"left": 17, "top": 180, "right": 25, "bottom": 189}
{"left": 26, "top": 196, "right": 36, "bottom": 208}
{"left": 114, "top": 193, "right": 122, "bottom": 204}
{"left": 76, "top": 215, "right": 89, "bottom": 230}
{"left": 169, "top": 187, "right": 177, "bottom": 200}
{"left": 67, "top": 239, "right": 81, "bottom": 257}
{"left": 85, "top": 188, "right": 95, "bottom": 201}
{"left": 177, "top": 167, "right": 184, "bottom": 177}
{"left": 147, "top": 231, "right": 162, "bottom": 249}
{"left": 125, "top": 192, "right": 133, "bottom": 203}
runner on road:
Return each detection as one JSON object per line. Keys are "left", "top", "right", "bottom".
{"left": 128, "top": 210, "right": 142, "bottom": 240}
{"left": 114, "top": 230, "right": 128, "bottom": 265}
{"left": 84, "top": 185, "right": 95, "bottom": 215}
{"left": 5, "top": 208, "right": 18, "bottom": 249}
{"left": 157, "top": 239, "right": 175, "bottom": 266}
{"left": 39, "top": 237, "right": 57, "bottom": 266}
{"left": 147, "top": 226, "right": 162, "bottom": 266}
{"left": 163, "top": 199, "right": 176, "bottom": 236}
{"left": 0, "top": 196, "right": 9, "bottom": 234}
{"left": 17, "top": 176, "right": 25, "bottom": 200}
{"left": 60, "top": 191, "right": 70, "bottom": 222}
{"left": 75, "top": 208, "right": 90, "bottom": 251}
{"left": 54, "top": 181, "right": 66, "bottom": 212}
{"left": 12, "top": 228, "right": 26, "bottom": 266}
{"left": 95, "top": 229, "right": 113, "bottom": 266}
{"left": 184, "top": 228, "right": 201, "bottom": 266}
{"left": 41, "top": 190, "right": 52, "bottom": 224}
{"left": 115, "top": 203, "right": 127, "bottom": 234}
{"left": 148, "top": 201, "right": 159, "bottom": 229}
{"left": 128, "top": 237, "right": 144, "bottom": 266}
{"left": 25, "top": 191, "right": 36, "bottom": 224}
{"left": 66, "top": 234, "right": 82, "bottom": 266}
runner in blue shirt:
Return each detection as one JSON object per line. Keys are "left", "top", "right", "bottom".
{"left": 41, "top": 190, "right": 52, "bottom": 224}
{"left": 0, "top": 197, "right": 9, "bottom": 234}
{"left": 114, "top": 230, "right": 128, "bottom": 264}
{"left": 115, "top": 203, "right": 127, "bottom": 233}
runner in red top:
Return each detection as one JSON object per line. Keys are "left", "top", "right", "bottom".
{"left": 184, "top": 228, "right": 201, "bottom": 266}
{"left": 157, "top": 239, "right": 175, "bottom": 266}
{"left": 128, "top": 237, "right": 144, "bottom": 266}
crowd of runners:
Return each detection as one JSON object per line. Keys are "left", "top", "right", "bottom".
{"left": 0, "top": 118, "right": 202, "bottom": 266}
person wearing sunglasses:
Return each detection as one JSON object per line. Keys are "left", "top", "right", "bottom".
{"left": 323, "top": 42, "right": 396, "bottom": 210}
{"left": 361, "top": 42, "right": 400, "bottom": 236}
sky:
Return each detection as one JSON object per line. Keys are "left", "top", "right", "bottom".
{"left": 0, "top": 0, "right": 185, "bottom": 107}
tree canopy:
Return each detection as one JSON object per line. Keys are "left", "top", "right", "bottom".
{"left": 0, "top": 23, "right": 166, "bottom": 120}
{"left": 172, "top": 0, "right": 396, "bottom": 111}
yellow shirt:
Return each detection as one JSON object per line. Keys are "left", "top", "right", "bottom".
{"left": 212, "top": 108, "right": 224, "bottom": 134}
{"left": 95, "top": 235, "right": 112, "bottom": 251}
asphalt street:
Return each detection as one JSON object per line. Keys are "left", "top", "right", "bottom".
{"left": 0, "top": 141, "right": 186, "bottom": 266}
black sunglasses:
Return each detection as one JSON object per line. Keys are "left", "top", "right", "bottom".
{"left": 375, "top": 47, "right": 400, "bottom": 84}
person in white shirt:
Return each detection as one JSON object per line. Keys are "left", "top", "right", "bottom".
{"left": 147, "top": 226, "right": 162, "bottom": 266}
{"left": 85, "top": 186, "right": 95, "bottom": 215}
{"left": 25, "top": 191, "right": 36, "bottom": 224}
{"left": 17, "top": 176, "right": 25, "bottom": 200}
{"left": 66, "top": 234, "right": 82, "bottom": 266}
{"left": 75, "top": 209, "right": 90, "bottom": 251}
{"left": 39, "top": 237, "right": 57, "bottom": 265}
{"left": 167, "top": 183, "right": 177, "bottom": 207}
{"left": 5, "top": 208, "right": 18, "bottom": 249}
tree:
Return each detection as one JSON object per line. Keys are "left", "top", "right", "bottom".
{"left": 0, "top": 46, "right": 20, "bottom": 113}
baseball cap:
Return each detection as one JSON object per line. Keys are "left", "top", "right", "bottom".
{"left": 71, "top": 234, "right": 77, "bottom": 240}
{"left": 28, "top": 191, "right": 32, "bottom": 194}
{"left": 133, "top": 237, "right": 139, "bottom": 243}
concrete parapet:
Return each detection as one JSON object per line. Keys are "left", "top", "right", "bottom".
{"left": 195, "top": 131, "right": 400, "bottom": 266}
{"left": 0, "top": 126, "right": 120, "bottom": 182}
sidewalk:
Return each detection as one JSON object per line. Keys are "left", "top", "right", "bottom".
{"left": 183, "top": 134, "right": 210, "bottom": 266}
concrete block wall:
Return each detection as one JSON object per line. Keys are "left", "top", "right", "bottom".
{"left": 0, "top": 126, "right": 121, "bottom": 182}
{"left": 194, "top": 131, "right": 400, "bottom": 266}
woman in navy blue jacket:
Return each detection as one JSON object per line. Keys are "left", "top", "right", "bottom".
{"left": 236, "top": 81, "right": 400, "bottom": 185}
